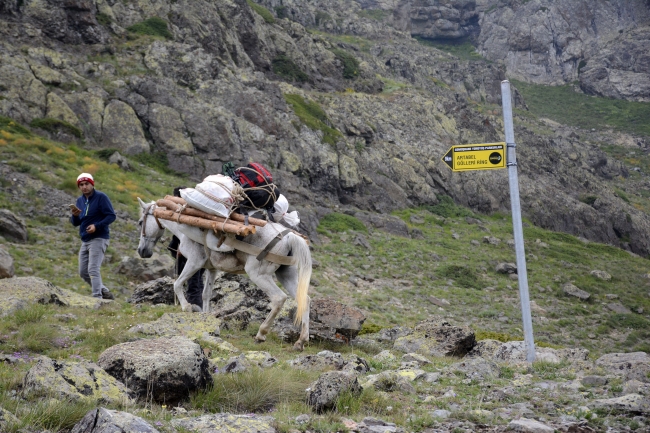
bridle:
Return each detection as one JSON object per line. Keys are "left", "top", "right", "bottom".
{"left": 141, "top": 204, "right": 164, "bottom": 242}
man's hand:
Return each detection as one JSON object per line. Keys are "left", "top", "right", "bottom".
{"left": 71, "top": 208, "right": 81, "bottom": 216}
{"left": 86, "top": 224, "right": 96, "bottom": 234}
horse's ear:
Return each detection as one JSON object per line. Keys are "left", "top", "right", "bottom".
{"left": 137, "top": 197, "right": 146, "bottom": 208}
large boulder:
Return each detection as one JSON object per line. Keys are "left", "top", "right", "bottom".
{"left": 116, "top": 253, "right": 174, "bottom": 282}
{"left": 0, "top": 407, "right": 20, "bottom": 432}
{"left": 493, "top": 341, "right": 589, "bottom": 365}
{"left": 71, "top": 408, "right": 160, "bottom": 433}
{"left": 128, "top": 312, "right": 221, "bottom": 340}
{"left": 22, "top": 356, "right": 133, "bottom": 404}
{"left": 274, "top": 298, "right": 366, "bottom": 344}
{"left": 0, "top": 209, "right": 27, "bottom": 243}
{"left": 129, "top": 276, "right": 176, "bottom": 304}
{"left": 0, "top": 246, "right": 14, "bottom": 279}
{"left": 97, "top": 336, "right": 212, "bottom": 403}
{"left": 596, "top": 352, "right": 650, "bottom": 383}
{"left": 307, "top": 371, "right": 362, "bottom": 413}
{"left": 393, "top": 318, "right": 475, "bottom": 357}
{"left": 0, "top": 276, "right": 109, "bottom": 317}
{"left": 589, "top": 394, "right": 650, "bottom": 415}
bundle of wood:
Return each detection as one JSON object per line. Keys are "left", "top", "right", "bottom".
{"left": 154, "top": 196, "right": 266, "bottom": 237}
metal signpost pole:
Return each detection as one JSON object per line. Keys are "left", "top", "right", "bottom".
{"left": 501, "top": 80, "right": 536, "bottom": 363}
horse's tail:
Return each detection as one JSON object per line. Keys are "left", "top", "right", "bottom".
{"left": 287, "top": 233, "right": 311, "bottom": 326}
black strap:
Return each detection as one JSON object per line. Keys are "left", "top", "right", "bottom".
{"left": 256, "top": 229, "right": 292, "bottom": 262}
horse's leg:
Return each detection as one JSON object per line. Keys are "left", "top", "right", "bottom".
{"left": 245, "top": 258, "right": 286, "bottom": 343}
{"left": 176, "top": 243, "right": 207, "bottom": 312}
{"left": 276, "top": 265, "right": 310, "bottom": 351}
{"left": 202, "top": 269, "right": 214, "bottom": 313}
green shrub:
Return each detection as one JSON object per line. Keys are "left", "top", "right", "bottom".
{"left": 358, "top": 9, "right": 389, "bottom": 21}
{"left": 437, "top": 264, "right": 482, "bottom": 289}
{"left": 272, "top": 55, "right": 308, "bottom": 82}
{"left": 0, "top": 116, "right": 31, "bottom": 135}
{"left": 358, "top": 322, "right": 382, "bottom": 335}
{"left": 330, "top": 48, "right": 360, "bottom": 79}
{"left": 284, "top": 93, "right": 342, "bottom": 145}
{"left": 133, "top": 151, "right": 183, "bottom": 176}
{"left": 425, "top": 195, "right": 474, "bottom": 218}
{"left": 317, "top": 212, "right": 367, "bottom": 234}
{"left": 127, "top": 17, "right": 173, "bottom": 39}
{"left": 246, "top": 0, "right": 275, "bottom": 24}
{"left": 95, "top": 148, "right": 120, "bottom": 161}
{"left": 29, "top": 118, "right": 82, "bottom": 138}
{"left": 96, "top": 12, "right": 113, "bottom": 26}
{"left": 579, "top": 195, "right": 598, "bottom": 205}
{"left": 315, "top": 10, "right": 332, "bottom": 25}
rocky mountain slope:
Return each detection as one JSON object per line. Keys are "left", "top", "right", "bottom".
{"left": 1, "top": 0, "right": 650, "bottom": 258}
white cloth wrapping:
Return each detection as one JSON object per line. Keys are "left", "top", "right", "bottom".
{"left": 271, "top": 194, "right": 300, "bottom": 226}
{"left": 180, "top": 174, "right": 236, "bottom": 217}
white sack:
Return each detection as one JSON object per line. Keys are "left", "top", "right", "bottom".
{"left": 271, "top": 194, "right": 300, "bottom": 226}
{"left": 180, "top": 174, "right": 235, "bottom": 217}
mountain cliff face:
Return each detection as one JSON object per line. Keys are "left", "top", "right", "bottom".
{"left": 324, "top": 0, "right": 650, "bottom": 101}
{"left": 1, "top": 0, "right": 650, "bottom": 256}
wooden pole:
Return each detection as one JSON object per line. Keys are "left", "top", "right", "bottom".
{"left": 153, "top": 208, "right": 256, "bottom": 236}
{"left": 163, "top": 195, "right": 267, "bottom": 227}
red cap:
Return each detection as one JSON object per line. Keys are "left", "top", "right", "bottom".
{"left": 77, "top": 173, "right": 94, "bottom": 186}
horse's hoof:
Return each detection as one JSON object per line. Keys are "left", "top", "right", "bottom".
{"left": 292, "top": 342, "right": 304, "bottom": 351}
{"left": 191, "top": 304, "right": 202, "bottom": 313}
{"left": 253, "top": 336, "right": 266, "bottom": 344}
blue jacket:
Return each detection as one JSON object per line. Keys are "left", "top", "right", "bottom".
{"left": 70, "top": 189, "right": 116, "bottom": 242}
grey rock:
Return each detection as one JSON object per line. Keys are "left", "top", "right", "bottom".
{"left": 590, "top": 270, "right": 611, "bottom": 281}
{"left": 596, "top": 352, "right": 650, "bottom": 383}
{"left": 496, "top": 262, "right": 517, "bottom": 274}
{"left": 562, "top": 283, "right": 591, "bottom": 301}
{"left": 590, "top": 393, "right": 650, "bottom": 414}
{"left": 401, "top": 353, "right": 431, "bottom": 366}
{"left": 116, "top": 254, "right": 174, "bottom": 282}
{"left": 23, "top": 356, "right": 133, "bottom": 404}
{"left": 108, "top": 151, "right": 131, "bottom": 171}
{"left": 289, "top": 350, "right": 346, "bottom": 371}
{"left": 171, "top": 413, "right": 275, "bottom": 433}
{"left": 97, "top": 336, "right": 212, "bottom": 403}
{"left": 276, "top": 298, "right": 365, "bottom": 344}
{"left": 354, "top": 234, "right": 371, "bottom": 249}
{"left": 581, "top": 375, "right": 608, "bottom": 387}
{"left": 129, "top": 276, "right": 176, "bottom": 305}
{"left": 607, "top": 302, "right": 632, "bottom": 314}
{"left": 128, "top": 312, "right": 221, "bottom": 339}
{"left": 102, "top": 100, "right": 150, "bottom": 155}
{"left": 0, "top": 276, "right": 108, "bottom": 317}
{"left": 376, "top": 326, "right": 413, "bottom": 343}
{"left": 430, "top": 409, "right": 451, "bottom": 419}
{"left": 307, "top": 371, "right": 362, "bottom": 412}
{"left": 448, "top": 357, "right": 500, "bottom": 381}
{"left": 0, "top": 209, "right": 27, "bottom": 243}
{"left": 362, "top": 370, "right": 417, "bottom": 394}
{"left": 0, "top": 407, "right": 20, "bottom": 431}
{"left": 0, "top": 246, "right": 14, "bottom": 279}
{"left": 393, "top": 318, "right": 475, "bottom": 357}
{"left": 71, "top": 408, "right": 159, "bottom": 433}
{"left": 507, "top": 417, "right": 554, "bottom": 433}
{"left": 483, "top": 236, "right": 501, "bottom": 245}
{"left": 466, "top": 339, "right": 503, "bottom": 359}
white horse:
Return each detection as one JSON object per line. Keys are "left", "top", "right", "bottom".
{"left": 136, "top": 198, "right": 312, "bottom": 350}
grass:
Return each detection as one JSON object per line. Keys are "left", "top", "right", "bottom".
{"left": 127, "top": 17, "right": 173, "bottom": 39}
{"left": 414, "top": 37, "right": 485, "bottom": 61}
{"left": 512, "top": 79, "right": 650, "bottom": 136}
{"left": 358, "top": 9, "right": 390, "bottom": 21}
{"left": 272, "top": 55, "right": 309, "bottom": 83}
{"left": 283, "top": 94, "right": 342, "bottom": 145}
{"left": 29, "top": 118, "right": 83, "bottom": 139}
{"left": 330, "top": 48, "right": 360, "bottom": 79}
{"left": 317, "top": 212, "right": 367, "bottom": 234}
{"left": 247, "top": 0, "right": 275, "bottom": 24}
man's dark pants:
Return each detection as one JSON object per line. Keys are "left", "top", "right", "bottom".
{"left": 177, "top": 254, "right": 204, "bottom": 309}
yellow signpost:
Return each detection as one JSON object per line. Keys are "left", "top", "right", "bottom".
{"left": 441, "top": 142, "right": 506, "bottom": 172}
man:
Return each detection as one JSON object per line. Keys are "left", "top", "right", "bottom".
{"left": 70, "top": 173, "right": 116, "bottom": 300}
{"left": 167, "top": 186, "right": 204, "bottom": 311}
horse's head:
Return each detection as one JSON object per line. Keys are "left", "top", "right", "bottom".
{"left": 137, "top": 197, "right": 165, "bottom": 258}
